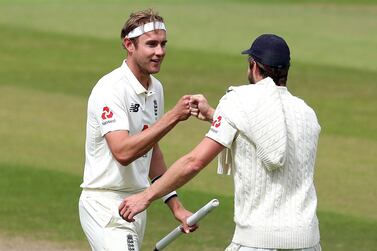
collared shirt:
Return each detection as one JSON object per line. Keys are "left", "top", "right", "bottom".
{"left": 81, "top": 61, "right": 164, "bottom": 192}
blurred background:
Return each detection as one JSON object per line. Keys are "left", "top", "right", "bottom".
{"left": 0, "top": 0, "right": 376, "bottom": 250}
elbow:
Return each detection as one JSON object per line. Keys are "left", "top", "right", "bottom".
{"left": 186, "top": 155, "right": 206, "bottom": 174}
{"left": 112, "top": 150, "right": 135, "bottom": 166}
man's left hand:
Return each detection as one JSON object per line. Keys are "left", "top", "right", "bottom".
{"left": 172, "top": 206, "right": 199, "bottom": 234}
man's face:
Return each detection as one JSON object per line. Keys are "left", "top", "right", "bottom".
{"left": 132, "top": 29, "right": 167, "bottom": 75}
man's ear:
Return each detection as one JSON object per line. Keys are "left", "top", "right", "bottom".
{"left": 249, "top": 61, "right": 256, "bottom": 73}
{"left": 249, "top": 61, "right": 253, "bottom": 70}
{"left": 123, "top": 37, "right": 135, "bottom": 54}
{"left": 252, "top": 61, "right": 261, "bottom": 76}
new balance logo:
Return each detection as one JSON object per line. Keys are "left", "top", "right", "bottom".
{"left": 129, "top": 103, "right": 140, "bottom": 112}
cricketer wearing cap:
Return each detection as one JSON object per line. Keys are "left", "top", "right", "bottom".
{"left": 79, "top": 9, "right": 196, "bottom": 251}
{"left": 120, "top": 34, "right": 322, "bottom": 251}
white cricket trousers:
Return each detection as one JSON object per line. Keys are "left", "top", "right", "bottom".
{"left": 225, "top": 243, "right": 321, "bottom": 251}
{"left": 79, "top": 189, "right": 147, "bottom": 251}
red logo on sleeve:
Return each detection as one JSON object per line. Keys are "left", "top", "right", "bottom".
{"left": 101, "top": 106, "right": 113, "bottom": 120}
{"left": 211, "top": 115, "right": 222, "bottom": 128}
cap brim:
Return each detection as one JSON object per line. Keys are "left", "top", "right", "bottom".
{"left": 241, "top": 49, "right": 251, "bottom": 55}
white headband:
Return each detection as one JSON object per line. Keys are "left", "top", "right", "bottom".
{"left": 126, "top": 21, "right": 166, "bottom": 39}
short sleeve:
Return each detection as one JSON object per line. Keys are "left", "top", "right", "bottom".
{"left": 205, "top": 98, "right": 237, "bottom": 148}
{"left": 90, "top": 90, "right": 130, "bottom": 136}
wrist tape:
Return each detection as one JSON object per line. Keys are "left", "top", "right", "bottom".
{"left": 151, "top": 175, "right": 178, "bottom": 203}
{"left": 161, "top": 191, "right": 178, "bottom": 203}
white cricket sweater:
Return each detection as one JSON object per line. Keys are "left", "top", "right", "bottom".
{"left": 219, "top": 77, "right": 321, "bottom": 249}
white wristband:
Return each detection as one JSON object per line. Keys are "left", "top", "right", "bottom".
{"left": 150, "top": 175, "right": 178, "bottom": 203}
{"left": 162, "top": 191, "right": 177, "bottom": 203}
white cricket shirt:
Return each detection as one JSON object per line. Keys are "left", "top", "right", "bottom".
{"left": 81, "top": 61, "right": 164, "bottom": 192}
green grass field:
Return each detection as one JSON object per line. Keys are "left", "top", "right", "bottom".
{"left": 0, "top": 0, "right": 376, "bottom": 250}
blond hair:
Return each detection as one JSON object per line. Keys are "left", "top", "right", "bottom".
{"left": 121, "top": 9, "right": 164, "bottom": 44}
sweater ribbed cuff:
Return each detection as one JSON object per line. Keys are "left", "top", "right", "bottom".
{"left": 232, "top": 224, "right": 320, "bottom": 249}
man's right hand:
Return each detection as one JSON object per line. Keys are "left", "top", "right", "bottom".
{"left": 170, "top": 95, "right": 192, "bottom": 121}
{"left": 189, "top": 94, "right": 214, "bottom": 122}
{"left": 119, "top": 192, "right": 150, "bottom": 222}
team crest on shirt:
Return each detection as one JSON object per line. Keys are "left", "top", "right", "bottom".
{"left": 101, "top": 106, "right": 116, "bottom": 125}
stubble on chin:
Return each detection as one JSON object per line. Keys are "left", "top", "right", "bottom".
{"left": 150, "top": 61, "right": 163, "bottom": 74}
{"left": 149, "top": 65, "right": 161, "bottom": 74}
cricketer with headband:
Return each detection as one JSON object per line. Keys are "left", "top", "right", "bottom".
{"left": 79, "top": 9, "right": 198, "bottom": 251}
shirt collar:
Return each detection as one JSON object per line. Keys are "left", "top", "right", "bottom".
{"left": 255, "top": 76, "right": 274, "bottom": 86}
{"left": 121, "top": 60, "right": 156, "bottom": 96}
{"left": 258, "top": 77, "right": 287, "bottom": 90}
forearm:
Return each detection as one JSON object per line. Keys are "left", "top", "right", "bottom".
{"left": 145, "top": 154, "right": 203, "bottom": 203}
{"left": 109, "top": 110, "right": 181, "bottom": 165}
{"left": 144, "top": 138, "right": 224, "bottom": 203}
{"left": 131, "top": 110, "right": 181, "bottom": 156}
{"left": 166, "top": 196, "right": 184, "bottom": 214}
{"left": 149, "top": 144, "right": 167, "bottom": 180}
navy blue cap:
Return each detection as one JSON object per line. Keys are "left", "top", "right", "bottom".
{"left": 241, "top": 34, "right": 290, "bottom": 68}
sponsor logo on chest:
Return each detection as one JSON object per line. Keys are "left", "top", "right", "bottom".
{"left": 209, "top": 115, "right": 222, "bottom": 133}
